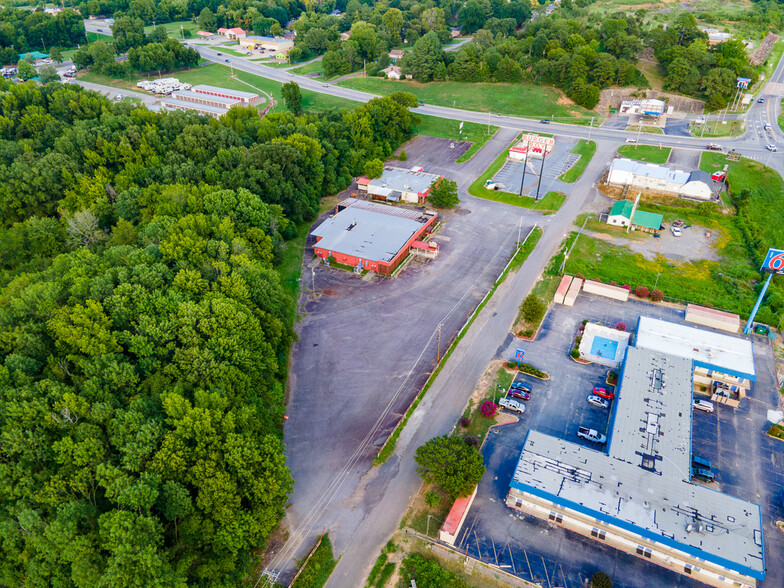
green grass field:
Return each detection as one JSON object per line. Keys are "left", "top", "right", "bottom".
{"left": 143, "top": 20, "right": 199, "bottom": 38}
{"left": 290, "top": 60, "right": 324, "bottom": 75}
{"left": 617, "top": 145, "right": 671, "bottom": 164}
{"left": 338, "top": 78, "right": 595, "bottom": 121}
{"left": 690, "top": 120, "right": 745, "bottom": 137}
{"left": 559, "top": 139, "right": 596, "bottom": 183}
{"left": 624, "top": 125, "right": 664, "bottom": 135}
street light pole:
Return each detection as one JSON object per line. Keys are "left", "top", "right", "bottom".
{"left": 534, "top": 147, "right": 548, "bottom": 201}
{"left": 311, "top": 266, "right": 316, "bottom": 300}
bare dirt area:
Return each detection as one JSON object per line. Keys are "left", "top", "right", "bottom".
{"left": 583, "top": 224, "right": 721, "bottom": 263}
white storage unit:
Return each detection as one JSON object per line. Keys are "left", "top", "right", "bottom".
{"left": 583, "top": 280, "right": 630, "bottom": 302}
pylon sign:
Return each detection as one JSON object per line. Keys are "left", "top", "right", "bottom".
{"left": 761, "top": 248, "right": 784, "bottom": 275}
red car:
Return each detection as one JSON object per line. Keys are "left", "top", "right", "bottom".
{"left": 508, "top": 390, "right": 531, "bottom": 401}
{"left": 592, "top": 386, "right": 614, "bottom": 400}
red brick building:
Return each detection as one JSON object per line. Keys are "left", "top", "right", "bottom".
{"left": 311, "top": 200, "right": 438, "bottom": 276}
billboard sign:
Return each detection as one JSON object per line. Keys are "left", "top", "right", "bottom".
{"left": 737, "top": 77, "right": 751, "bottom": 89}
{"left": 761, "top": 248, "right": 784, "bottom": 275}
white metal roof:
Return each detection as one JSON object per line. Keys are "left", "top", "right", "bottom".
{"left": 367, "top": 167, "right": 440, "bottom": 195}
{"left": 191, "top": 84, "right": 259, "bottom": 101}
{"left": 510, "top": 346, "right": 764, "bottom": 578}
{"left": 311, "top": 207, "right": 424, "bottom": 263}
{"left": 635, "top": 317, "right": 755, "bottom": 380}
{"left": 611, "top": 158, "right": 690, "bottom": 185}
{"left": 162, "top": 98, "right": 227, "bottom": 116}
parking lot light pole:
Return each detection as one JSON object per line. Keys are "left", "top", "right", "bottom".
{"left": 311, "top": 267, "right": 316, "bottom": 300}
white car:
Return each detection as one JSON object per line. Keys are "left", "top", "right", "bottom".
{"left": 766, "top": 144, "right": 777, "bottom": 152}
{"left": 499, "top": 398, "right": 526, "bottom": 414}
{"left": 625, "top": 138, "right": 637, "bottom": 143}
{"left": 671, "top": 226, "right": 682, "bottom": 237}
{"left": 587, "top": 395, "right": 610, "bottom": 409}
{"left": 693, "top": 399, "right": 714, "bottom": 413}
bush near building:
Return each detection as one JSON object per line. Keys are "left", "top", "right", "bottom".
{"left": 415, "top": 435, "right": 485, "bottom": 500}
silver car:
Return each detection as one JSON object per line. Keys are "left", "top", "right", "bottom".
{"left": 499, "top": 398, "right": 525, "bottom": 414}
{"left": 587, "top": 394, "right": 610, "bottom": 409}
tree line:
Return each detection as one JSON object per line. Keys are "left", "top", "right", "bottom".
{"left": 0, "top": 7, "right": 86, "bottom": 64}
{"left": 0, "top": 79, "right": 419, "bottom": 586}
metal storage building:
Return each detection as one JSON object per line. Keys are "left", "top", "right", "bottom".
{"left": 191, "top": 84, "right": 262, "bottom": 106}
{"left": 608, "top": 158, "right": 713, "bottom": 200}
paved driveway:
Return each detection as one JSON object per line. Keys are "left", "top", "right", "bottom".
{"left": 491, "top": 138, "right": 577, "bottom": 196}
{"left": 457, "top": 294, "right": 784, "bottom": 588}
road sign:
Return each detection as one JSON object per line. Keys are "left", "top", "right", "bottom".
{"left": 761, "top": 248, "right": 784, "bottom": 275}
{"left": 515, "top": 349, "right": 525, "bottom": 362}
{"left": 726, "top": 151, "right": 741, "bottom": 162}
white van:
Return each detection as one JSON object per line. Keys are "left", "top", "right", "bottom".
{"left": 693, "top": 399, "right": 714, "bottom": 413}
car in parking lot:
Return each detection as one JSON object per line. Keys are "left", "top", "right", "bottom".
{"left": 577, "top": 426, "right": 606, "bottom": 444}
{"left": 692, "top": 467, "right": 715, "bottom": 483}
{"left": 671, "top": 226, "right": 682, "bottom": 237}
{"left": 693, "top": 399, "right": 714, "bottom": 413}
{"left": 766, "top": 144, "right": 777, "bottom": 152}
{"left": 508, "top": 389, "right": 531, "bottom": 401}
{"left": 711, "top": 171, "right": 726, "bottom": 182}
{"left": 511, "top": 381, "right": 532, "bottom": 392}
{"left": 759, "top": 97, "right": 766, "bottom": 103}
{"left": 499, "top": 398, "right": 526, "bottom": 414}
{"left": 587, "top": 395, "right": 610, "bottom": 409}
{"left": 591, "top": 386, "right": 613, "bottom": 400}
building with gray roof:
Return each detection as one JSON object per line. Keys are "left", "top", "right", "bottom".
{"left": 507, "top": 344, "right": 764, "bottom": 588}
{"left": 161, "top": 98, "right": 229, "bottom": 118}
{"left": 608, "top": 158, "right": 714, "bottom": 200}
{"left": 367, "top": 167, "right": 442, "bottom": 205}
{"left": 311, "top": 201, "right": 437, "bottom": 275}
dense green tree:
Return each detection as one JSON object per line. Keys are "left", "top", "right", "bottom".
{"left": 458, "top": 0, "right": 488, "bottom": 34}
{"left": 404, "top": 31, "right": 445, "bottom": 82}
{"left": 427, "top": 178, "right": 459, "bottom": 208}
{"left": 16, "top": 60, "right": 36, "bottom": 80}
{"left": 415, "top": 436, "right": 484, "bottom": 499}
{"left": 382, "top": 8, "right": 404, "bottom": 45}
{"left": 281, "top": 81, "right": 303, "bottom": 116}
{"left": 363, "top": 158, "right": 384, "bottom": 178}
{"left": 197, "top": 7, "right": 216, "bottom": 31}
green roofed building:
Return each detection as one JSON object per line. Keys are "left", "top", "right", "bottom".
{"left": 18, "top": 51, "right": 49, "bottom": 62}
{"left": 607, "top": 199, "right": 662, "bottom": 233}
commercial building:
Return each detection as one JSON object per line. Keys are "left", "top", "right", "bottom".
{"left": 507, "top": 339, "right": 764, "bottom": 588}
{"left": 171, "top": 89, "right": 243, "bottom": 110}
{"left": 191, "top": 84, "right": 262, "bottom": 106}
{"left": 367, "top": 167, "right": 442, "bottom": 205}
{"left": 161, "top": 98, "right": 229, "bottom": 118}
{"left": 606, "top": 199, "right": 663, "bottom": 233}
{"left": 608, "top": 158, "right": 714, "bottom": 200}
{"left": 217, "top": 27, "right": 246, "bottom": 40}
{"left": 619, "top": 98, "right": 666, "bottom": 117}
{"left": 311, "top": 199, "right": 438, "bottom": 275}
{"left": 239, "top": 35, "right": 294, "bottom": 53}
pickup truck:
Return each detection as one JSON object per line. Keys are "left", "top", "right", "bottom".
{"left": 692, "top": 467, "right": 715, "bottom": 483}
{"left": 499, "top": 398, "right": 526, "bottom": 414}
{"left": 577, "top": 426, "right": 606, "bottom": 444}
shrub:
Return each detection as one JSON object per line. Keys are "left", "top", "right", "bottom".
{"left": 635, "top": 285, "right": 649, "bottom": 298}
{"left": 607, "top": 371, "right": 618, "bottom": 385}
{"left": 575, "top": 335, "right": 582, "bottom": 346}
{"left": 609, "top": 281, "right": 617, "bottom": 286}
{"left": 399, "top": 149, "right": 408, "bottom": 161}
{"left": 425, "top": 491, "right": 442, "bottom": 508}
{"left": 463, "top": 434, "right": 480, "bottom": 447}
{"left": 621, "top": 284, "right": 631, "bottom": 290}
{"left": 615, "top": 321, "right": 626, "bottom": 331}
{"left": 650, "top": 289, "right": 663, "bottom": 302}
{"left": 571, "top": 348, "right": 580, "bottom": 359}
{"left": 575, "top": 272, "right": 585, "bottom": 280}
{"left": 480, "top": 400, "right": 497, "bottom": 418}
{"left": 591, "top": 571, "right": 612, "bottom": 588}
{"left": 582, "top": 319, "right": 589, "bottom": 325}
{"left": 523, "top": 329, "right": 534, "bottom": 337}
{"left": 504, "top": 361, "right": 518, "bottom": 369}
{"left": 460, "top": 417, "right": 471, "bottom": 428}
{"left": 518, "top": 362, "right": 547, "bottom": 378}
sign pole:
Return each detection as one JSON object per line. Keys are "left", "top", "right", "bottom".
{"left": 743, "top": 272, "right": 773, "bottom": 334}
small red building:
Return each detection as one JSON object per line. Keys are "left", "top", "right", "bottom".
{"left": 311, "top": 201, "right": 437, "bottom": 275}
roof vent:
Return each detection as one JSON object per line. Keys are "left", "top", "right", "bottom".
{"left": 346, "top": 221, "right": 357, "bottom": 231}
{"left": 685, "top": 523, "right": 694, "bottom": 534}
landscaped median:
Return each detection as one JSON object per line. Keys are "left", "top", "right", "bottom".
{"left": 468, "top": 136, "right": 566, "bottom": 213}
{"left": 559, "top": 139, "right": 596, "bottom": 183}
{"left": 617, "top": 144, "right": 671, "bottom": 164}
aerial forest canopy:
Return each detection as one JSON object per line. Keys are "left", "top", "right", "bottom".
{"left": 0, "top": 79, "right": 417, "bottom": 585}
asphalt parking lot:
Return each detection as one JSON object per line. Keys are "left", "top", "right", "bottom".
{"left": 456, "top": 293, "right": 784, "bottom": 588}
{"left": 491, "top": 137, "right": 577, "bottom": 197}
{"left": 282, "top": 130, "right": 534, "bottom": 564}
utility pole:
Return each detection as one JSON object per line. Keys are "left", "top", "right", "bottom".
{"left": 535, "top": 147, "right": 548, "bottom": 201}
{"left": 40, "top": 37, "right": 46, "bottom": 53}
{"left": 181, "top": 25, "right": 184, "bottom": 41}
{"left": 311, "top": 266, "right": 316, "bottom": 300}
{"left": 588, "top": 116, "right": 594, "bottom": 141}
{"left": 436, "top": 323, "right": 443, "bottom": 362}
{"left": 517, "top": 216, "right": 523, "bottom": 248}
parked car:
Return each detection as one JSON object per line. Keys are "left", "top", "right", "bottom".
{"left": 766, "top": 144, "right": 778, "bottom": 152}
{"left": 671, "top": 226, "right": 682, "bottom": 237}
{"left": 508, "top": 389, "right": 531, "bottom": 401}
{"left": 499, "top": 398, "right": 526, "bottom": 414}
{"left": 577, "top": 426, "right": 606, "bottom": 444}
{"left": 758, "top": 97, "right": 766, "bottom": 103}
{"left": 511, "top": 381, "right": 532, "bottom": 392}
{"left": 711, "top": 171, "right": 727, "bottom": 181}
{"left": 693, "top": 399, "right": 714, "bottom": 413}
{"left": 692, "top": 455, "right": 711, "bottom": 469}
{"left": 587, "top": 395, "right": 610, "bottom": 409}
{"left": 591, "top": 386, "right": 614, "bottom": 400}
{"left": 692, "top": 467, "right": 715, "bottom": 483}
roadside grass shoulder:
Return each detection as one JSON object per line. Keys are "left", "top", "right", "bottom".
{"left": 690, "top": 120, "right": 744, "bottom": 137}
{"left": 291, "top": 534, "right": 337, "bottom": 588}
{"left": 409, "top": 115, "right": 498, "bottom": 163}
{"left": 291, "top": 60, "right": 324, "bottom": 75}
{"left": 338, "top": 77, "right": 594, "bottom": 121}
{"left": 617, "top": 144, "right": 671, "bottom": 164}
{"left": 624, "top": 125, "right": 664, "bottom": 135}
{"left": 559, "top": 139, "right": 596, "bottom": 183}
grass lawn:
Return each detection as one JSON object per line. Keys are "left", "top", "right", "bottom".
{"left": 574, "top": 212, "right": 649, "bottom": 240}
{"left": 699, "top": 151, "right": 729, "bottom": 174}
{"left": 762, "top": 40, "right": 784, "bottom": 86}
{"left": 690, "top": 120, "right": 744, "bottom": 137}
{"left": 338, "top": 78, "right": 595, "bottom": 121}
{"left": 559, "top": 139, "right": 596, "bottom": 183}
{"left": 143, "top": 20, "right": 199, "bottom": 38}
{"left": 778, "top": 98, "right": 784, "bottom": 134}
{"left": 85, "top": 32, "right": 113, "bottom": 43}
{"left": 291, "top": 60, "right": 324, "bottom": 75}
{"left": 409, "top": 115, "right": 497, "bottom": 163}
{"left": 216, "top": 47, "right": 248, "bottom": 57}
{"left": 251, "top": 59, "right": 290, "bottom": 67}
{"left": 617, "top": 144, "right": 671, "bottom": 164}
{"left": 637, "top": 59, "right": 665, "bottom": 91}
{"left": 459, "top": 366, "right": 515, "bottom": 441}
{"left": 624, "top": 125, "right": 664, "bottom": 135}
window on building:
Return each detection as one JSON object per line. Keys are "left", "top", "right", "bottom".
{"left": 548, "top": 512, "right": 556, "bottom": 521}
{"left": 515, "top": 499, "right": 522, "bottom": 508}
{"left": 644, "top": 548, "right": 652, "bottom": 559}
{"left": 590, "top": 528, "right": 606, "bottom": 540}
{"left": 684, "top": 564, "right": 692, "bottom": 575}
{"left": 555, "top": 513, "right": 563, "bottom": 524}
{"left": 636, "top": 545, "right": 644, "bottom": 556}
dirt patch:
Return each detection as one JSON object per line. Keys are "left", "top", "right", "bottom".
{"left": 556, "top": 94, "right": 575, "bottom": 106}
{"left": 598, "top": 88, "right": 704, "bottom": 114}
{"left": 469, "top": 360, "right": 504, "bottom": 409}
